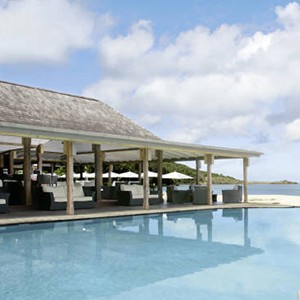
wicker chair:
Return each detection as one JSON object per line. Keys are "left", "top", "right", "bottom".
{"left": 192, "top": 186, "right": 207, "bottom": 205}
{"left": 222, "top": 185, "right": 243, "bottom": 203}
{"left": 167, "top": 186, "right": 191, "bottom": 204}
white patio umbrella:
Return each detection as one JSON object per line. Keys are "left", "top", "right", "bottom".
{"left": 162, "top": 171, "right": 193, "bottom": 180}
{"left": 141, "top": 171, "right": 158, "bottom": 178}
{"left": 82, "top": 172, "right": 95, "bottom": 179}
{"left": 73, "top": 173, "right": 81, "bottom": 179}
{"left": 119, "top": 171, "right": 139, "bottom": 178}
{"left": 102, "top": 171, "right": 120, "bottom": 178}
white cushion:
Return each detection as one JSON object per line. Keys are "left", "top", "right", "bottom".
{"left": 120, "top": 184, "right": 129, "bottom": 191}
{"left": 0, "top": 179, "right": 3, "bottom": 187}
{"left": 74, "top": 196, "right": 93, "bottom": 202}
{"left": 73, "top": 183, "right": 85, "bottom": 197}
{"left": 43, "top": 186, "right": 66, "bottom": 198}
{"left": 0, "top": 199, "right": 6, "bottom": 205}
{"left": 54, "top": 197, "right": 67, "bottom": 203}
{"left": 131, "top": 185, "right": 143, "bottom": 198}
{"left": 120, "top": 184, "right": 143, "bottom": 198}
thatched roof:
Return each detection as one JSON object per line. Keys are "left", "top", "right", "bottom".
{"left": 0, "top": 80, "right": 262, "bottom": 161}
{"left": 0, "top": 81, "right": 158, "bottom": 140}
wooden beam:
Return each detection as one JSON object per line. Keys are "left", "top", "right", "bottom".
{"left": 142, "top": 148, "right": 149, "bottom": 209}
{"left": 36, "top": 144, "right": 44, "bottom": 174}
{"left": 243, "top": 158, "right": 249, "bottom": 203}
{"left": 9, "top": 150, "right": 15, "bottom": 175}
{"left": 156, "top": 150, "right": 163, "bottom": 202}
{"left": 204, "top": 154, "right": 214, "bottom": 205}
{"left": 108, "top": 163, "right": 113, "bottom": 185}
{"left": 0, "top": 154, "right": 3, "bottom": 168}
{"left": 65, "top": 141, "right": 74, "bottom": 215}
{"left": 77, "top": 147, "right": 140, "bottom": 155}
{"left": 195, "top": 158, "right": 201, "bottom": 185}
{"left": 23, "top": 137, "right": 31, "bottom": 206}
{"left": 104, "top": 147, "right": 140, "bottom": 153}
{"left": 51, "top": 163, "right": 55, "bottom": 175}
{"left": 94, "top": 144, "right": 103, "bottom": 203}
{"left": 0, "top": 141, "right": 36, "bottom": 147}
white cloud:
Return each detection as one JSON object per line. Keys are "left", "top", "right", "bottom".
{"left": 285, "top": 119, "right": 300, "bottom": 141}
{"left": 84, "top": 2, "right": 300, "bottom": 149}
{"left": 0, "top": 0, "right": 94, "bottom": 64}
{"left": 276, "top": 1, "right": 300, "bottom": 30}
{"left": 99, "top": 20, "right": 154, "bottom": 70}
{"left": 96, "top": 12, "right": 116, "bottom": 34}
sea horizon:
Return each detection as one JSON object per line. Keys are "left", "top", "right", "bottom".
{"left": 175, "top": 183, "right": 300, "bottom": 197}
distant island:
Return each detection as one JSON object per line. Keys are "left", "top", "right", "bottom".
{"left": 249, "top": 180, "right": 298, "bottom": 185}
{"left": 109, "top": 161, "right": 298, "bottom": 185}
{"left": 148, "top": 162, "right": 298, "bottom": 184}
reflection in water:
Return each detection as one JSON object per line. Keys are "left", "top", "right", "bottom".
{"left": 0, "top": 209, "right": 262, "bottom": 299}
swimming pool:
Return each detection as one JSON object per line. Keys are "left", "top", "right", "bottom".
{"left": 1, "top": 208, "right": 299, "bottom": 299}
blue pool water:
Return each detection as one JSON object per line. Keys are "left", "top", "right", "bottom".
{"left": 1, "top": 208, "right": 300, "bottom": 299}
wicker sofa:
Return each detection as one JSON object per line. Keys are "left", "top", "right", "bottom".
{"left": 0, "top": 191, "right": 9, "bottom": 213}
{"left": 35, "top": 183, "right": 96, "bottom": 210}
{"left": 0, "top": 180, "right": 10, "bottom": 213}
{"left": 117, "top": 184, "right": 163, "bottom": 206}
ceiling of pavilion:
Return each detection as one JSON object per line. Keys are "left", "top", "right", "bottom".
{"left": 0, "top": 134, "right": 261, "bottom": 165}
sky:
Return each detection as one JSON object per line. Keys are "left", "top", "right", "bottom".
{"left": 0, "top": 0, "right": 300, "bottom": 182}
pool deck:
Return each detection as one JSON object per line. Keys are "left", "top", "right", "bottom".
{"left": 0, "top": 198, "right": 297, "bottom": 226}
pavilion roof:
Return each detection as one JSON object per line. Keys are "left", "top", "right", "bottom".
{"left": 0, "top": 81, "right": 262, "bottom": 162}
{"left": 0, "top": 80, "right": 158, "bottom": 140}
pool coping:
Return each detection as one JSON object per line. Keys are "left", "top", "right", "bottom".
{"left": 0, "top": 202, "right": 295, "bottom": 226}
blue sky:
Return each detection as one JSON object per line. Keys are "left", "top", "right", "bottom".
{"left": 1, "top": 0, "right": 300, "bottom": 182}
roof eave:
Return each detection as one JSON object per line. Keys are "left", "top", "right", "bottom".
{"left": 0, "top": 122, "right": 262, "bottom": 159}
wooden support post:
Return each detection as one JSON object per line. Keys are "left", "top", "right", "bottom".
{"left": 204, "top": 154, "right": 214, "bottom": 205}
{"left": 195, "top": 158, "right": 201, "bottom": 185}
{"left": 0, "top": 154, "right": 4, "bottom": 168}
{"left": 156, "top": 150, "right": 163, "bottom": 202}
{"left": 138, "top": 162, "right": 142, "bottom": 184}
{"left": 243, "top": 158, "right": 249, "bottom": 203}
{"left": 94, "top": 144, "right": 103, "bottom": 204}
{"left": 36, "top": 144, "right": 44, "bottom": 174}
{"left": 65, "top": 141, "right": 74, "bottom": 215}
{"left": 9, "top": 150, "right": 15, "bottom": 175}
{"left": 142, "top": 148, "right": 149, "bottom": 210}
{"left": 23, "top": 138, "right": 32, "bottom": 206}
{"left": 51, "top": 163, "right": 55, "bottom": 175}
{"left": 108, "top": 163, "right": 113, "bottom": 185}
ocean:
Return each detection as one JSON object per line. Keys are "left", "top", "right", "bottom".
{"left": 175, "top": 184, "right": 300, "bottom": 196}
